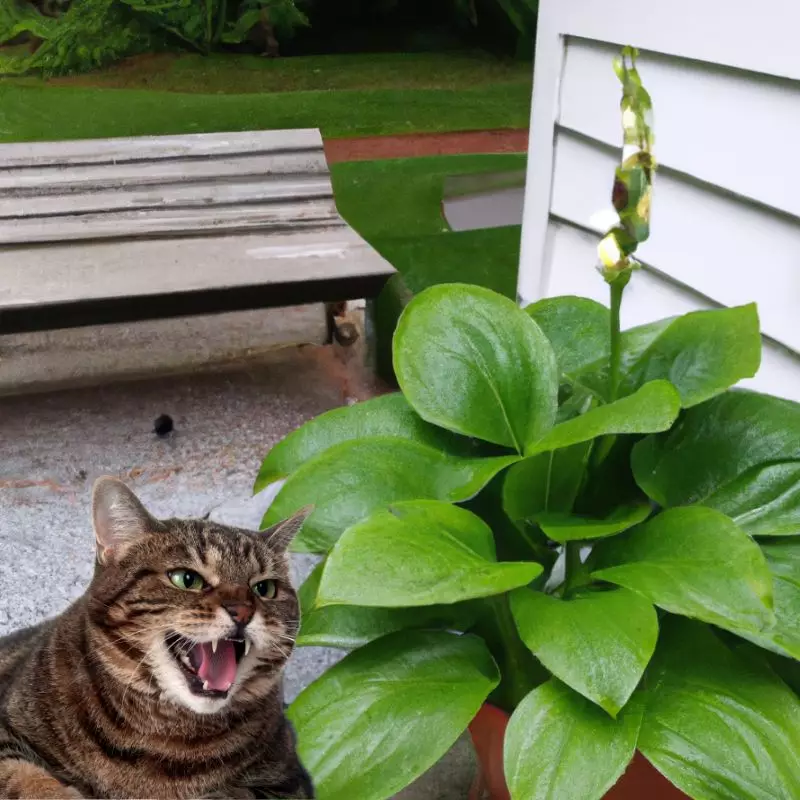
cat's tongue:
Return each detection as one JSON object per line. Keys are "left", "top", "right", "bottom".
{"left": 194, "top": 641, "right": 237, "bottom": 692}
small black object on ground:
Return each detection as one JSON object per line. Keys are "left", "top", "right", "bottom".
{"left": 154, "top": 414, "right": 174, "bottom": 437}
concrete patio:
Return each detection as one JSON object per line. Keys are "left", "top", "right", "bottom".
{"left": 0, "top": 325, "right": 474, "bottom": 798}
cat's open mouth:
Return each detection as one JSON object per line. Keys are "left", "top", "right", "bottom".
{"left": 165, "top": 632, "right": 248, "bottom": 697}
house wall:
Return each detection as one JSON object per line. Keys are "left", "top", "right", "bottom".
{"left": 518, "top": 0, "right": 800, "bottom": 402}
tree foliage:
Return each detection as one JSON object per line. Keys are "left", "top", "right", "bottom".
{"left": 1, "top": 0, "right": 537, "bottom": 76}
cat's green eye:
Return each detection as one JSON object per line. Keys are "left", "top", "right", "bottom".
{"left": 168, "top": 569, "right": 206, "bottom": 592}
{"left": 252, "top": 579, "right": 277, "bottom": 599}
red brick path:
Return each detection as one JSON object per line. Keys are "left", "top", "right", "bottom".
{"left": 324, "top": 129, "right": 528, "bottom": 163}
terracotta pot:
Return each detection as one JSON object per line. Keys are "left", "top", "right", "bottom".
{"left": 468, "top": 704, "right": 511, "bottom": 800}
{"left": 467, "top": 703, "right": 690, "bottom": 800}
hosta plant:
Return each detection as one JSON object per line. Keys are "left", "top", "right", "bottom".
{"left": 255, "top": 49, "right": 800, "bottom": 800}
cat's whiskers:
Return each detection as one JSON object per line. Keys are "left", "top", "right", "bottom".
{"left": 57, "top": 628, "right": 145, "bottom": 694}
{"left": 259, "top": 642, "right": 291, "bottom": 662}
{"left": 120, "top": 637, "right": 164, "bottom": 707}
{"left": 143, "top": 653, "right": 161, "bottom": 701}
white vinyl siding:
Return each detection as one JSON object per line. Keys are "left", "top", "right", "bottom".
{"left": 519, "top": 0, "right": 800, "bottom": 402}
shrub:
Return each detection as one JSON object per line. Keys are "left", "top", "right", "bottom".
{"left": 23, "top": 0, "right": 152, "bottom": 76}
{"left": 0, "top": 0, "right": 308, "bottom": 75}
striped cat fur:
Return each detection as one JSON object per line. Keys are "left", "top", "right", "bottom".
{"left": 0, "top": 478, "right": 314, "bottom": 799}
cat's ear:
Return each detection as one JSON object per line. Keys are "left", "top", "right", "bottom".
{"left": 92, "top": 477, "right": 163, "bottom": 565}
{"left": 261, "top": 506, "right": 314, "bottom": 553}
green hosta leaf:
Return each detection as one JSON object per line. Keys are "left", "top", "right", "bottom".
{"left": 569, "top": 317, "right": 674, "bottom": 403}
{"left": 298, "top": 563, "right": 477, "bottom": 649}
{"left": 633, "top": 390, "right": 800, "bottom": 510}
{"left": 734, "top": 540, "right": 800, "bottom": 660}
{"left": 393, "top": 284, "right": 558, "bottom": 452}
{"left": 533, "top": 502, "right": 651, "bottom": 543}
{"left": 576, "top": 305, "right": 761, "bottom": 407}
{"left": 471, "top": 593, "right": 549, "bottom": 711}
{"left": 254, "top": 393, "right": 472, "bottom": 492}
{"left": 556, "top": 382, "right": 598, "bottom": 424}
{"left": 704, "top": 461, "right": 800, "bottom": 538}
{"left": 599, "top": 318, "right": 673, "bottom": 382}
{"left": 576, "top": 435, "right": 644, "bottom": 520}
{"left": 639, "top": 617, "right": 800, "bottom": 800}
{"left": 263, "top": 438, "right": 518, "bottom": 553}
{"left": 290, "top": 631, "right": 499, "bottom": 800}
{"left": 502, "top": 442, "right": 592, "bottom": 521}
{"left": 620, "top": 304, "right": 761, "bottom": 407}
{"left": 317, "top": 501, "right": 542, "bottom": 608}
{"left": 768, "top": 652, "right": 800, "bottom": 696}
{"left": 593, "top": 506, "right": 774, "bottom": 634}
{"left": 525, "top": 296, "right": 610, "bottom": 378}
{"left": 511, "top": 588, "right": 658, "bottom": 715}
{"left": 526, "top": 380, "right": 680, "bottom": 456}
{"left": 464, "top": 472, "right": 555, "bottom": 566}
{"left": 504, "top": 680, "right": 642, "bottom": 800}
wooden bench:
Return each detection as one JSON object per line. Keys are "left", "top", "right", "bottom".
{"left": 0, "top": 129, "right": 394, "bottom": 336}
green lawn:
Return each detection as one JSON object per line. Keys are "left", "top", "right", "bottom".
{"left": 0, "top": 82, "right": 530, "bottom": 142}
{"left": 331, "top": 153, "right": 526, "bottom": 377}
{"left": 0, "top": 50, "right": 531, "bottom": 142}
{"left": 331, "top": 153, "right": 525, "bottom": 298}
{"left": 21, "top": 51, "right": 533, "bottom": 93}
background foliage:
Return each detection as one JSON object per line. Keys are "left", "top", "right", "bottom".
{"left": 0, "top": 0, "right": 537, "bottom": 75}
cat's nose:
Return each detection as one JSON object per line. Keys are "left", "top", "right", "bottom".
{"left": 223, "top": 603, "right": 254, "bottom": 626}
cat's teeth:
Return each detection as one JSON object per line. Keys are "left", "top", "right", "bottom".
{"left": 211, "top": 639, "right": 218, "bottom": 654}
{"left": 244, "top": 640, "right": 251, "bottom": 656}
{"left": 203, "top": 681, "right": 209, "bottom": 691}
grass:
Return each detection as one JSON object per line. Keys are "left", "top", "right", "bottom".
{"left": 0, "top": 50, "right": 531, "bottom": 141}
{"left": 331, "top": 153, "right": 525, "bottom": 298}
{"left": 22, "top": 51, "right": 533, "bottom": 93}
{"left": 0, "top": 82, "right": 530, "bottom": 141}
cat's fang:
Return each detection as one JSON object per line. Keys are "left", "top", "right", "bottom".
{"left": 211, "top": 639, "right": 218, "bottom": 654}
{"left": 203, "top": 681, "right": 209, "bottom": 691}
{"left": 244, "top": 640, "right": 251, "bottom": 656}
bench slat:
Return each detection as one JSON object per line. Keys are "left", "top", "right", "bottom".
{"left": 0, "top": 199, "right": 343, "bottom": 244}
{"left": 0, "top": 228, "right": 390, "bottom": 333}
{"left": 0, "top": 152, "right": 328, "bottom": 195}
{"left": 0, "top": 176, "right": 333, "bottom": 218}
{"left": 0, "top": 129, "right": 324, "bottom": 168}
{"left": 1, "top": 228, "right": 378, "bottom": 305}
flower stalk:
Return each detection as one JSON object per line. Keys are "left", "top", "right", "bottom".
{"left": 585, "top": 46, "right": 658, "bottom": 483}
{"left": 597, "top": 45, "right": 656, "bottom": 400}
{"left": 608, "top": 280, "right": 625, "bottom": 402}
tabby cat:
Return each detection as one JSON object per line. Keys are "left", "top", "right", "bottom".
{"left": 0, "top": 477, "right": 315, "bottom": 799}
